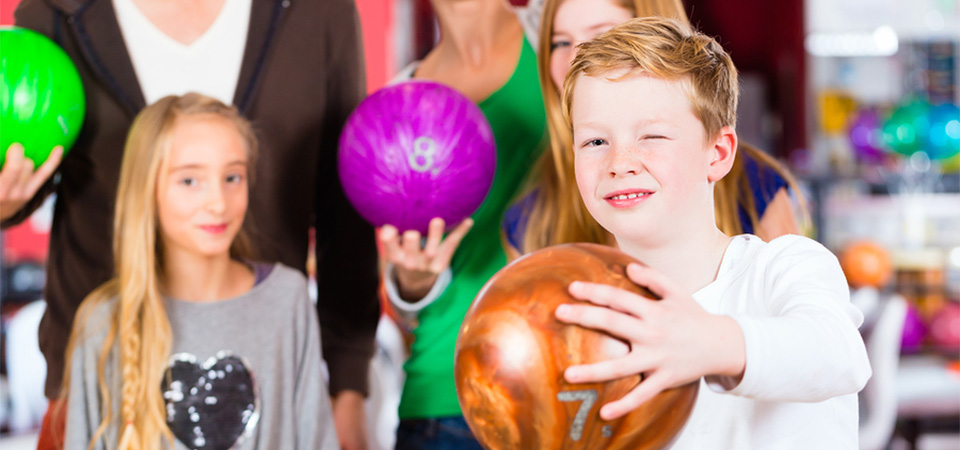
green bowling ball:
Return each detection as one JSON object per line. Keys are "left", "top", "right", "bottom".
{"left": 1, "top": 26, "right": 85, "bottom": 169}
{"left": 882, "top": 100, "right": 931, "bottom": 157}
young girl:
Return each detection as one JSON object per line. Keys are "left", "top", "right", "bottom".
{"left": 61, "top": 93, "right": 337, "bottom": 450}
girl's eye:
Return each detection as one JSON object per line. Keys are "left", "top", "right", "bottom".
{"left": 551, "top": 40, "right": 571, "bottom": 51}
{"left": 643, "top": 135, "right": 668, "bottom": 140}
{"left": 226, "top": 173, "right": 244, "bottom": 183}
{"left": 180, "top": 177, "right": 198, "bottom": 187}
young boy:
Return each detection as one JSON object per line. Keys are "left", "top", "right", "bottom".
{"left": 553, "top": 18, "right": 871, "bottom": 448}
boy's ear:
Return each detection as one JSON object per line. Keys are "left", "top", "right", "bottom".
{"left": 707, "top": 126, "right": 737, "bottom": 182}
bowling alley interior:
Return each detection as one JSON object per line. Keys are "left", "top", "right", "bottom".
{"left": 0, "top": 0, "right": 958, "bottom": 449}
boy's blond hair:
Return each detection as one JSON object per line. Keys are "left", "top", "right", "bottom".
{"left": 562, "top": 17, "right": 739, "bottom": 142}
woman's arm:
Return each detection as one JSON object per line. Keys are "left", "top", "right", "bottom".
{"left": 755, "top": 187, "right": 800, "bottom": 241}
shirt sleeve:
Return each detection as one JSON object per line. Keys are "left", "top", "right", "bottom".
{"left": 313, "top": 0, "right": 380, "bottom": 398}
{"left": 294, "top": 288, "right": 340, "bottom": 450}
{"left": 382, "top": 263, "right": 452, "bottom": 319}
{"left": 705, "top": 236, "right": 872, "bottom": 402}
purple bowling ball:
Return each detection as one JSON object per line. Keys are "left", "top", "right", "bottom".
{"left": 338, "top": 81, "right": 497, "bottom": 234}
{"left": 848, "top": 109, "right": 886, "bottom": 164}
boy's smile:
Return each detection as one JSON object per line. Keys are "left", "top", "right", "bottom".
{"left": 603, "top": 188, "right": 654, "bottom": 208}
{"left": 571, "top": 71, "right": 731, "bottom": 246}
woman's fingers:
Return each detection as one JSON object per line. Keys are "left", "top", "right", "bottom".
{"left": 423, "top": 217, "right": 445, "bottom": 258}
{"left": 431, "top": 218, "right": 473, "bottom": 272}
{"left": 26, "top": 146, "right": 62, "bottom": 195}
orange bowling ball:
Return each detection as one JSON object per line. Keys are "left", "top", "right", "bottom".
{"left": 455, "top": 243, "right": 699, "bottom": 450}
{"left": 840, "top": 241, "right": 893, "bottom": 288}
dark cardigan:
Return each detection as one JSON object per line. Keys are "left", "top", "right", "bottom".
{"left": 7, "top": 0, "right": 380, "bottom": 398}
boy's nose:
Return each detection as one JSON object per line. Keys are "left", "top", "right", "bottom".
{"left": 607, "top": 144, "right": 640, "bottom": 177}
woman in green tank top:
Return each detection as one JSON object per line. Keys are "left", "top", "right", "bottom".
{"left": 378, "top": 0, "right": 548, "bottom": 448}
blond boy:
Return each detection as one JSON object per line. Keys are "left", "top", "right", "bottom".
{"left": 554, "top": 17, "right": 871, "bottom": 449}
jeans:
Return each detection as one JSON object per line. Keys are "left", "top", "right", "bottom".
{"left": 395, "top": 416, "right": 485, "bottom": 450}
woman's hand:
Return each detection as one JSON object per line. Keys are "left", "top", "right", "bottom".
{"left": 380, "top": 217, "right": 473, "bottom": 301}
{"left": 0, "top": 143, "right": 62, "bottom": 221}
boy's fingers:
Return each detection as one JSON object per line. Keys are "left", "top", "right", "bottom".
{"left": 26, "top": 146, "right": 62, "bottom": 194}
{"left": 568, "top": 281, "right": 650, "bottom": 317}
{"left": 626, "top": 263, "right": 679, "bottom": 299}
{"left": 599, "top": 374, "right": 670, "bottom": 421}
{"left": 563, "top": 356, "right": 650, "bottom": 385}
{"left": 423, "top": 218, "right": 445, "bottom": 257}
{"left": 554, "top": 303, "right": 641, "bottom": 340}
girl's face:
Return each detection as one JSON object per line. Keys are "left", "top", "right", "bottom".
{"left": 550, "top": 0, "right": 633, "bottom": 90}
{"left": 156, "top": 114, "right": 249, "bottom": 260}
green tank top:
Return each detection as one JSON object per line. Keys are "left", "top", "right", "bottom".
{"left": 399, "top": 37, "right": 547, "bottom": 419}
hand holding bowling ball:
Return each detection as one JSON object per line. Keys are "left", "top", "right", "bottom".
{"left": 380, "top": 216, "right": 473, "bottom": 300}
{"left": 456, "top": 244, "right": 698, "bottom": 450}
{"left": 1, "top": 27, "right": 85, "bottom": 168}
{"left": 0, "top": 143, "right": 63, "bottom": 221}
{"left": 1, "top": 26, "right": 84, "bottom": 221}
{"left": 559, "top": 262, "right": 746, "bottom": 420}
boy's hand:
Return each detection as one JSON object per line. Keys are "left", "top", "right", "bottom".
{"left": 380, "top": 217, "right": 473, "bottom": 301}
{"left": 555, "top": 263, "right": 745, "bottom": 420}
{"left": 0, "top": 143, "right": 63, "bottom": 221}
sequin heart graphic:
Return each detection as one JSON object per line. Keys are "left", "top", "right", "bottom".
{"left": 162, "top": 352, "right": 259, "bottom": 450}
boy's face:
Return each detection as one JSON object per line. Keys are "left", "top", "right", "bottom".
{"left": 571, "top": 72, "right": 728, "bottom": 246}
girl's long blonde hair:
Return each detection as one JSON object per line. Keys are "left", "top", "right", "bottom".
{"left": 61, "top": 93, "right": 258, "bottom": 450}
{"left": 520, "top": 0, "right": 805, "bottom": 253}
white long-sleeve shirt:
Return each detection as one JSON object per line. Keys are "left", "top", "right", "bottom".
{"left": 672, "top": 234, "right": 872, "bottom": 449}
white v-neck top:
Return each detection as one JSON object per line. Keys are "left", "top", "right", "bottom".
{"left": 112, "top": 0, "right": 251, "bottom": 105}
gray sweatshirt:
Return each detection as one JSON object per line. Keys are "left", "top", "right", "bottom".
{"left": 65, "top": 263, "right": 338, "bottom": 450}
